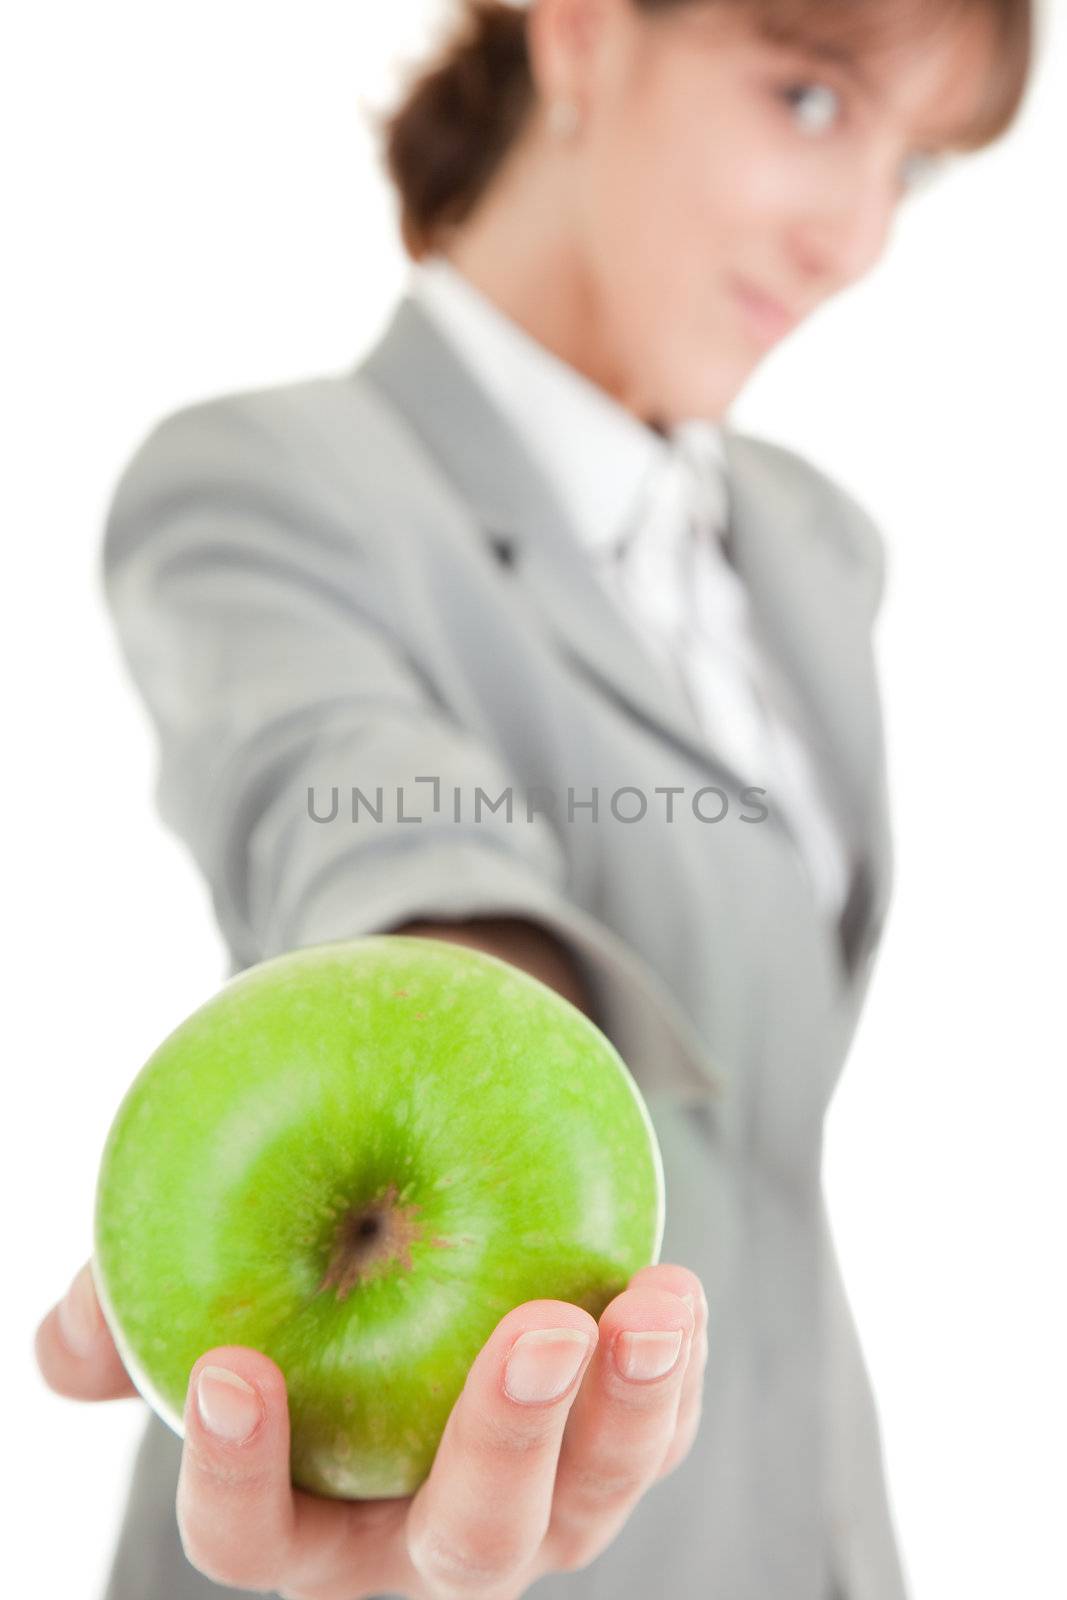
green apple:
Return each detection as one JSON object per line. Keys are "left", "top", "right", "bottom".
{"left": 93, "top": 935, "right": 664, "bottom": 1498}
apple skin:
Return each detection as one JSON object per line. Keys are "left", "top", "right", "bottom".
{"left": 93, "top": 935, "right": 665, "bottom": 1499}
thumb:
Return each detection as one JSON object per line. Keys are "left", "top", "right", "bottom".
{"left": 34, "top": 1260, "right": 139, "bottom": 1401}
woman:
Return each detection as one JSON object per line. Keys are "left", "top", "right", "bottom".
{"left": 35, "top": 1, "right": 1034, "bottom": 1596}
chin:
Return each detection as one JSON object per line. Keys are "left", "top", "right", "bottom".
{"left": 609, "top": 322, "right": 748, "bottom": 427}
{"left": 648, "top": 376, "right": 743, "bottom": 429}
{"left": 640, "top": 335, "right": 750, "bottom": 426}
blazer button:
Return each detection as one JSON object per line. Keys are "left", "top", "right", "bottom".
{"left": 488, "top": 534, "right": 517, "bottom": 569}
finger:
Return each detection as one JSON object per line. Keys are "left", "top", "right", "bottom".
{"left": 178, "top": 1346, "right": 412, "bottom": 1599}
{"left": 177, "top": 1346, "right": 310, "bottom": 1592}
{"left": 34, "top": 1261, "right": 138, "bottom": 1401}
{"left": 651, "top": 1275, "right": 709, "bottom": 1481}
{"left": 405, "top": 1301, "right": 598, "bottom": 1598}
{"left": 543, "top": 1269, "right": 697, "bottom": 1574}
{"left": 605, "top": 1263, "right": 706, "bottom": 1480}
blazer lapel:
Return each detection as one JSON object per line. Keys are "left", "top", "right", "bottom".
{"left": 355, "top": 293, "right": 891, "bottom": 977}
{"left": 358, "top": 295, "right": 729, "bottom": 770}
{"left": 722, "top": 436, "right": 894, "bottom": 972}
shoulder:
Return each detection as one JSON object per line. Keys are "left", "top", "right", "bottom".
{"left": 106, "top": 371, "right": 437, "bottom": 517}
{"left": 725, "top": 428, "right": 889, "bottom": 617}
{"left": 103, "top": 370, "right": 473, "bottom": 574}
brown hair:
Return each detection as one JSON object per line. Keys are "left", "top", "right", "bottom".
{"left": 378, "top": 0, "right": 1036, "bottom": 261}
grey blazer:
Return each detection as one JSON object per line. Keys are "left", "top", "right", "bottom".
{"left": 98, "top": 291, "right": 908, "bottom": 1600}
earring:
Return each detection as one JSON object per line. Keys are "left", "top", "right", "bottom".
{"left": 547, "top": 97, "right": 581, "bottom": 140}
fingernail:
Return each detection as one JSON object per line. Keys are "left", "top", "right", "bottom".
{"left": 58, "top": 1268, "right": 99, "bottom": 1359}
{"left": 505, "top": 1328, "right": 590, "bottom": 1404}
{"left": 196, "top": 1365, "right": 263, "bottom": 1444}
{"left": 616, "top": 1329, "right": 684, "bottom": 1382}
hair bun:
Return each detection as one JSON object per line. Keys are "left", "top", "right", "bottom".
{"left": 380, "top": 0, "right": 535, "bottom": 260}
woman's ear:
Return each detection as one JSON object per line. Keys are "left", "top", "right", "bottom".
{"left": 525, "top": 0, "right": 623, "bottom": 107}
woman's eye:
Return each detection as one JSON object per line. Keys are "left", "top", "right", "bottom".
{"left": 779, "top": 81, "right": 843, "bottom": 134}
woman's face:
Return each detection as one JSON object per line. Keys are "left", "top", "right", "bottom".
{"left": 563, "top": 0, "right": 999, "bottom": 421}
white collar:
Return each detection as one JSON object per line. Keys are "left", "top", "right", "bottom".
{"left": 408, "top": 253, "right": 727, "bottom": 556}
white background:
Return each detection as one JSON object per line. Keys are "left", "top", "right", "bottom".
{"left": 4, "top": 3, "right": 1064, "bottom": 1596}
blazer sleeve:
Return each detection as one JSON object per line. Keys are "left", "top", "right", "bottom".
{"left": 101, "top": 394, "right": 720, "bottom": 1105}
